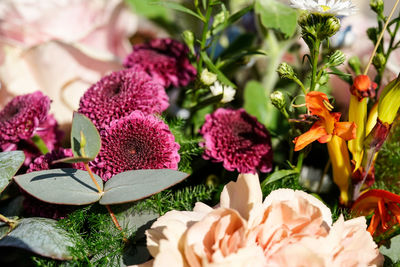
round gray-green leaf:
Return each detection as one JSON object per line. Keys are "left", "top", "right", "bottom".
{"left": 100, "top": 169, "right": 188, "bottom": 205}
{"left": 0, "top": 217, "right": 76, "bottom": 260}
{"left": 14, "top": 168, "right": 103, "bottom": 205}
{"left": 71, "top": 112, "right": 101, "bottom": 159}
{"left": 0, "top": 151, "right": 25, "bottom": 193}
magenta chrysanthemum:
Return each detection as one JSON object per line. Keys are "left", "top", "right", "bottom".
{"left": 27, "top": 148, "right": 83, "bottom": 173}
{"left": 0, "top": 91, "right": 62, "bottom": 165}
{"left": 0, "top": 91, "right": 50, "bottom": 144}
{"left": 91, "top": 111, "right": 180, "bottom": 181}
{"left": 78, "top": 67, "right": 169, "bottom": 129}
{"left": 24, "top": 148, "right": 83, "bottom": 219}
{"left": 123, "top": 38, "right": 197, "bottom": 88}
{"left": 199, "top": 108, "right": 273, "bottom": 174}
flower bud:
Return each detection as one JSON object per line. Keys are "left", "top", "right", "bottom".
{"left": 322, "top": 17, "right": 340, "bottom": 38}
{"left": 372, "top": 53, "right": 386, "bottom": 70}
{"left": 378, "top": 75, "right": 400, "bottom": 124}
{"left": 182, "top": 30, "right": 195, "bottom": 54}
{"left": 328, "top": 50, "right": 346, "bottom": 67}
{"left": 270, "top": 91, "right": 286, "bottom": 111}
{"left": 367, "top": 27, "right": 378, "bottom": 43}
{"left": 201, "top": 69, "right": 217, "bottom": 85}
{"left": 348, "top": 56, "right": 362, "bottom": 75}
{"left": 350, "top": 75, "right": 377, "bottom": 100}
{"left": 212, "top": 11, "right": 228, "bottom": 28}
{"left": 370, "top": 0, "right": 384, "bottom": 14}
{"left": 277, "top": 62, "right": 296, "bottom": 80}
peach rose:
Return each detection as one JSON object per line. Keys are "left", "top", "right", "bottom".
{"left": 135, "top": 174, "right": 383, "bottom": 267}
{"left": 0, "top": 0, "right": 137, "bottom": 126}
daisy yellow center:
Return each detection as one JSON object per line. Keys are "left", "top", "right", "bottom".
{"left": 320, "top": 5, "right": 331, "bottom": 12}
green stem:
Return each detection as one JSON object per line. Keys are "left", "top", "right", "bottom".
{"left": 292, "top": 77, "right": 307, "bottom": 95}
{"left": 310, "top": 39, "right": 321, "bottom": 91}
{"left": 296, "top": 151, "right": 304, "bottom": 171}
{"left": 197, "top": 5, "right": 212, "bottom": 73}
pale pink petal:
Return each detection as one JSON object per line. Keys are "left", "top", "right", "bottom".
{"left": 262, "top": 189, "right": 333, "bottom": 226}
{"left": 220, "top": 173, "right": 262, "bottom": 220}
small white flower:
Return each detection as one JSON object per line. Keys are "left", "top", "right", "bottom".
{"left": 210, "top": 81, "right": 236, "bottom": 103}
{"left": 290, "top": 0, "right": 357, "bottom": 16}
{"left": 200, "top": 69, "right": 217, "bottom": 85}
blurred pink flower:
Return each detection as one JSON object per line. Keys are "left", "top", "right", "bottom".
{"left": 136, "top": 174, "right": 383, "bottom": 267}
{"left": 0, "top": 0, "right": 138, "bottom": 125}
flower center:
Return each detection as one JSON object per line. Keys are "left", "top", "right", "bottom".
{"left": 320, "top": 5, "right": 331, "bottom": 12}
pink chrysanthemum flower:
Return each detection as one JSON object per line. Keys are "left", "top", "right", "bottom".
{"left": 123, "top": 38, "right": 197, "bottom": 88}
{"left": 24, "top": 148, "right": 83, "bottom": 219}
{"left": 91, "top": 111, "right": 180, "bottom": 181}
{"left": 199, "top": 108, "right": 273, "bottom": 174}
{"left": 0, "top": 91, "right": 62, "bottom": 165}
{"left": 78, "top": 67, "right": 169, "bottom": 129}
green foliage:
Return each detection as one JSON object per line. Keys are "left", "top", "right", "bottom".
{"left": 136, "top": 184, "right": 216, "bottom": 215}
{"left": 99, "top": 169, "right": 189, "bottom": 205}
{"left": 167, "top": 118, "right": 204, "bottom": 173}
{"left": 375, "top": 121, "right": 400, "bottom": 194}
{"left": 261, "top": 174, "right": 303, "bottom": 198}
{"left": 32, "top": 205, "right": 127, "bottom": 266}
{"left": 0, "top": 150, "right": 25, "bottom": 193}
{"left": 255, "top": 0, "right": 298, "bottom": 37}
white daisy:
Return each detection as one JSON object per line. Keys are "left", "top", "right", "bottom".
{"left": 290, "top": 0, "right": 357, "bottom": 16}
{"left": 210, "top": 81, "right": 236, "bottom": 103}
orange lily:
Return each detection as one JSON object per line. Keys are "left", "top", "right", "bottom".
{"left": 352, "top": 189, "right": 400, "bottom": 237}
{"left": 294, "top": 91, "right": 357, "bottom": 204}
{"left": 294, "top": 91, "right": 356, "bottom": 151}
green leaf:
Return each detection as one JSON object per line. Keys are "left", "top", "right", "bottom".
{"left": 31, "top": 134, "right": 49, "bottom": 155}
{"left": 200, "top": 51, "right": 237, "bottom": 88}
{"left": 100, "top": 169, "right": 189, "bottom": 205}
{"left": 243, "top": 80, "right": 271, "bottom": 126}
{"left": 0, "top": 218, "right": 76, "bottom": 260}
{"left": 213, "top": 5, "right": 254, "bottom": 34}
{"left": 71, "top": 112, "right": 101, "bottom": 160}
{"left": 261, "top": 169, "right": 299, "bottom": 187}
{"left": 255, "top": 0, "right": 298, "bottom": 37}
{"left": 0, "top": 151, "right": 25, "bottom": 193}
{"left": 52, "top": 156, "right": 93, "bottom": 164}
{"left": 14, "top": 168, "right": 103, "bottom": 205}
{"left": 0, "top": 222, "right": 8, "bottom": 239}
{"left": 151, "top": 1, "right": 205, "bottom": 22}
{"left": 380, "top": 234, "right": 400, "bottom": 263}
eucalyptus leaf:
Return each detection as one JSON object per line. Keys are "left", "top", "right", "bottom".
{"left": 380, "top": 234, "right": 400, "bottom": 263}
{"left": 71, "top": 112, "right": 101, "bottom": 160}
{"left": 100, "top": 169, "right": 188, "bottom": 205}
{"left": 243, "top": 80, "right": 270, "bottom": 126}
{"left": 0, "top": 217, "right": 76, "bottom": 260}
{"left": 0, "top": 222, "right": 9, "bottom": 239}
{"left": 14, "top": 168, "right": 103, "bottom": 205}
{"left": 0, "top": 151, "right": 25, "bottom": 193}
{"left": 255, "top": 0, "right": 298, "bottom": 37}
{"left": 261, "top": 169, "right": 299, "bottom": 188}
{"left": 52, "top": 156, "right": 94, "bottom": 164}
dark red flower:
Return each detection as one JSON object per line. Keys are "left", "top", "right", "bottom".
{"left": 0, "top": 91, "right": 62, "bottom": 165}
{"left": 199, "top": 108, "right": 273, "bottom": 174}
{"left": 78, "top": 67, "right": 169, "bottom": 129}
{"left": 123, "top": 38, "right": 196, "bottom": 88}
{"left": 91, "top": 111, "right": 180, "bottom": 181}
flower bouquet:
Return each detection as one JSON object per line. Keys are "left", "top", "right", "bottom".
{"left": 0, "top": 0, "right": 400, "bottom": 266}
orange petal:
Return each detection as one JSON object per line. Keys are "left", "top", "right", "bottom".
{"left": 378, "top": 198, "right": 389, "bottom": 230}
{"left": 293, "top": 123, "right": 329, "bottom": 151}
{"left": 305, "top": 91, "right": 330, "bottom": 117}
{"left": 352, "top": 189, "right": 400, "bottom": 215}
{"left": 387, "top": 203, "right": 400, "bottom": 225}
{"left": 334, "top": 121, "right": 357, "bottom": 140}
{"left": 367, "top": 208, "right": 381, "bottom": 235}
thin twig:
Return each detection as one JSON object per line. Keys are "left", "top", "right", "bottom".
{"left": 84, "top": 163, "right": 103, "bottom": 193}
{"left": 364, "top": 0, "right": 400, "bottom": 75}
